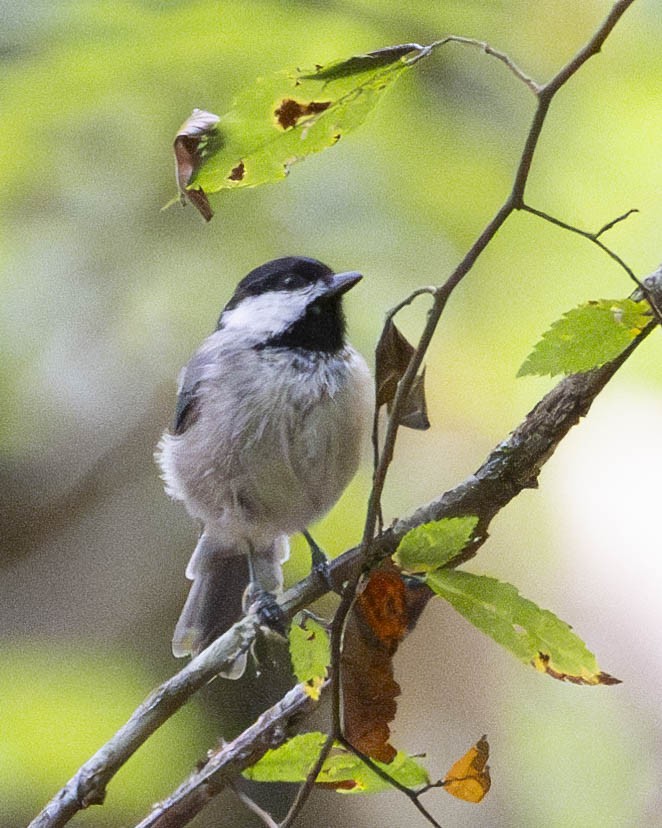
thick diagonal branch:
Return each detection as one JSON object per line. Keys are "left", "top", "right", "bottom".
{"left": 31, "top": 275, "right": 658, "bottom": 828}
{"left": 135, "top": 683, "right": 324, "bottom": 828}
{"left": 132, "top": 269, "right": 659, "bottom": 828}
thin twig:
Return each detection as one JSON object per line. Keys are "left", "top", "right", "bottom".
{"left": 522, "top": 203, "right": 639, "bottom": 279}
{"left": 407, "top": 36, "right": 539, "bottom": 93}
{"left": 29, "top": 4, "right": 642, "bottom": 827}
{"left": 595, "top": 208, "right": 639, "bottom": 238}
{"left": 336, "top": 736, "right": 444, "bottom": 828}
{"left": 279, "top": 733, "right": 335, "bottom": 828}
{"left": 229, "top": 784, "right": 280, "bottom": 828}
{"left": 384, "top": 286, "right": 439, "bottom": 321}
{"left": 522, "top": 204, "right": 662, "bottom": 326}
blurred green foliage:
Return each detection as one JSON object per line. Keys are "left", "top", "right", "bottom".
{"left": 2, "top": 1, "right": 661, "bottom": 826}
{"left": 0, "top": 644, "right": 206, "bottom": 825}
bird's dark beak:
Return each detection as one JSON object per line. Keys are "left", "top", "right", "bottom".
{"left": 326, "top": 271, "right": 363, "bottom": 297}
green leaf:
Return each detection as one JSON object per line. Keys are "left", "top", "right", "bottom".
{"left": 289, "top": 618, "right": 330, "bottom": 687}
{"left": 518, "top": 298, "right": 650, "bottom": 378}
{"left": 317, "top": 747, "right": 430, "bottom": 794}
{"left": 244, "top": 732, "right": 430, "bottom": 793}
{"left": 426, "top": 570, "right": 619, "bottom": 685}
{"left": 244, "top": 732, "right": 328, "bottom": 782}
{"left": 173, "top": 43, "right": 427, "bottom": 212}
{"left": 394, "top": 516, "right": 479, "bottom": 573}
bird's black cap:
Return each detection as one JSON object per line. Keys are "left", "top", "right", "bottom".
{"left": 225, "top": 257, "right": 335, "bottom": 311}
{"left": 221, "top": 256, "right": 362, "bottom": 353}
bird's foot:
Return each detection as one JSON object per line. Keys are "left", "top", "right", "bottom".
{"left": 303, "top": 530, "right": 338, "bottom": 593}
{"left": 244, "top": 583, "right": 287, "bottom": 636}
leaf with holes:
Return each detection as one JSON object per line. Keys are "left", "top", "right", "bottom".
{"left": 171, "top": 44, "right": 431, "bottom": 219}
{"left": 289, "top": 617, "right": 330, "bottom": 700}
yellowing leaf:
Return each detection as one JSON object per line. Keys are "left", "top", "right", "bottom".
{"left": 317, "top": 747, "right": 430, "bottom": 794}
{"left": 244, "top": 733, "right": 430, "bottom": 793}
{"left": 443, "top": 736, "right": 491, "bottom": 803}
{"left": 518, "top": 298, "right": 651, "bottom": 378}
{"left": 289, "top": 618, "right": 330, "bottom": 695}
{"left": 427, "top": 570, "right": 619, "bottom": 685}
{"left": 303, "top": 675, "right": 325, "bottom": 701}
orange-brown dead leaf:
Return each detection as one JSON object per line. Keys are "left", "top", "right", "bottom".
{"left": 341, "top": 563, "right": 432, "bottom": 763}
{"left": 356, "top": 566, "right": 410, "bottom": 649}
{"left": 443, "top": 736, "right": 491, "bottom": 803}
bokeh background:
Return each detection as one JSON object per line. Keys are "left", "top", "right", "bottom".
{"left": 2, "top": 1, "right": 661, "bottom": 826}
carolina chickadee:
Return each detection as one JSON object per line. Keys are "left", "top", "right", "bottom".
{"left": 156, "top": 256, "right": 373, "bottom": 676}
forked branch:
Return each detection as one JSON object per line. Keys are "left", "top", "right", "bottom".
{"left": 29, "top": 3, "right": 644, "bottom": 827}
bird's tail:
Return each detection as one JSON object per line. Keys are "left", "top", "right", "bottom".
{"left": 172, "top": 533, "right": 289, "bottom": 679}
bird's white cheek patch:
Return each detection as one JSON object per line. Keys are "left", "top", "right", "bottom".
{"left": 221, "top": 288, "right": 316, "bottom": 338}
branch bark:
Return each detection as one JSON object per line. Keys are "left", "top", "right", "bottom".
{"left": 28, "top": 3, "right": 646, "bottom": 827}
{"left": 134, "top": 267, "right": 660, "bottom": 828}
{"left": 30, "top": 267, "right": 660, "bottom": 828}
{"left": 135, "top": 683, "right": 324, "bottom": 828}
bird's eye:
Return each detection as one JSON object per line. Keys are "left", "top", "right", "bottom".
{"left": 283, "top": 275, "right": 296, "bottom": 288}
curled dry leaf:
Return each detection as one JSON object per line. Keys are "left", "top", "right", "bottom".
{"left": 375, "top": 318, "right": 430, "bottom": 430}
{"left": 173, "top": 108, "right": 221, "bottom": 222}
{"left": 443, "top": 735, "right": 491, "bottom": 803}
{"left": 341, "top": 563, "right": 432, "bottom": 763}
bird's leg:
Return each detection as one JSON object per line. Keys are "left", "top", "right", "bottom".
{"left": 302, "top": 529, "right": 338, "bottom": 592}
{"left": 243, "top": 542, "right": 287, "bottom": 636}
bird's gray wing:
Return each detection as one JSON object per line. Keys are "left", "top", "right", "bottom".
{"left": 172, "top": 352, "right": 212, "bottom": 435}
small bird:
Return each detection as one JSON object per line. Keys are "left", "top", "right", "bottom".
{"left": 156, "top": 256, "right": 373, "bottom": 676}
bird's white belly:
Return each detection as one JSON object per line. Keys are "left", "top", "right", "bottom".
{"left": 157, "top": 347, "right": 372, "bottom": 544}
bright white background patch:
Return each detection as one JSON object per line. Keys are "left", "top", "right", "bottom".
{"left": 550, "top": 387, "right": 662, "bottom": 685}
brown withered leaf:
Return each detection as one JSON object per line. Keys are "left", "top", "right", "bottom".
{"left": 375, "top": 318, "right": 412, "bottom": 407}
{"left": 341, "top": 563, "right": 433, "bottom": 763}
{"left": 443, "top": 736, "right": 491, "bottom": 803}
{"left": 398, "top": 367, "right": 430, "bottom": 430}
{"left": 375, "top": 319, "right": 430, "bottom": 430}
{"left": 173, "top": 108, "right": 221, "bottom": 222}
